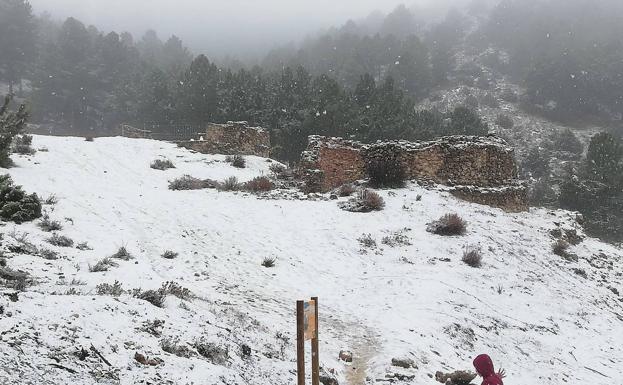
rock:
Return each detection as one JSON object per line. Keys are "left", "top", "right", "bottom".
{"left": 330, "top": 194, "right": 338, "bottom": 200}
{"left": 573, "top": 268, "right": 587, "bottom": 279}
{"left": 134, "top": 352, "right": 162, "bottom": 366}
{"left": 196, "top": 342, "right": 229, "bottom": 366}
{"left": 319, "top": 367, "right": 339, "bottom": 385}
{"left": 391, "top": 357, "right": 416, "bottom": 369}
{"left": 435, "top": 370, "right": 477, "bottom": 385}
{"left": 240, "top": 343, "right": 252, "bottom": 357}
{"left": 339, "top": 350, "right": 353, "bottom": 363}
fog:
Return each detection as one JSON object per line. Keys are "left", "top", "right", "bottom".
{"left": 28, "top": 0, "right": 467, "bottom": 59}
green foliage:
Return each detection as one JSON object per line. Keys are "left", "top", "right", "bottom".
{"left": 0, "top": 94, "right": 29, "bottom": 167}
{"left": 551, "top": 129, "right": 583, "bottom": 156}
{"left": 443, "top": 107, "right": 489, "bottom": 136}
{"left": 522, "top": 147, "right": 550, "bottom": 179}
{"left": 0, "top": 0, "right": 37, "bottom": 89}
{"left": 0, "top": 174, "right": 41, "bottom": 223}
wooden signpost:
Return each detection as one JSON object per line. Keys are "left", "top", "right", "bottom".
{"left": 297, "top": 297, "right": 319, "bottom": 385}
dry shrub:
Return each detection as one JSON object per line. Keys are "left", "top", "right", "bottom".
{"left": 135, "top": 288, "right": 166, "bottom": 308}
{"left": 358, "top": 233, "right": 377, "bottom": 248}
{"left": 96, "top": 280, "right": 124, "bottom": 296}
{"left": 150, "top": 159, "right": 175, "bottom": 170}
{"left": 337, "top": 184, "right": 356, "bottom": 197}
{"left": 427, "top": 213, "right": 467, "bottom": 236}
{"left": 366, "top": 157, "right": 406, "bottom": 188}
{"left": 269, "top": 163, "right": 286, "bottom": 175}
{"left": 552, "top": 239, "right": 570, "bottom": 257}
{"left": 47, "top": 234, "right": 74, "bottom": 247}
{"left": 161, "top": 250, "right": 178, "bottom": 259}
{"left": 219, "top": 176, "right": 241, "bottom": 191}
{"left": 161, "top": 281, "right": 193, "bottom": 300}
{"left": 161, "top": 338, "right": 194, "bottom": 358}
{"left": 462, "top": 246, "right": 482, "bottom": 268}
{"left": 245, "top": 176, "right": 273, "bottom": 192}
{"left": 38, "top": 215, "right": 63, "bottom": 232}
{"left": 226, "top": 155, "right": 246, "bottom": 168}
{"left": 169, "top": 175, "right": 215, "bottom": 190}
{"left": 360, "top": 189, "right": 385, "bottom": 211}
{"left": 89, "top": 257, "right": 118, "bottom": 272}
{"left": 261, "top": 257, "right": 276, "bottom": 268}
{"left": 111, "top": 246, "right": 132, "bottom": 260}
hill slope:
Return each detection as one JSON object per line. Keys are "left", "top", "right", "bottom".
{"left": 1, "top": 135, "right": 622, "bottom": 385}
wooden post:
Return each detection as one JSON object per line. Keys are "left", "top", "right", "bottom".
{"left": 311, "top": 297, "right": 320, "bottom": 385}
{"left": 296, "top": 300, "right": 305, "bottom": 385}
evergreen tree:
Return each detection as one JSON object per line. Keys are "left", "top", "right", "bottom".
{"left": 0, "top": 0, "right": 37, "bottom": 94}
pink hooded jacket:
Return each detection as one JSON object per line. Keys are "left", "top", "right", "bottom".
{"left": 473, "top": 354, "right": 504, "bottom": 385}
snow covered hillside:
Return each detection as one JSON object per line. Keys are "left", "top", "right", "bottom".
{"left": 1, "top": 135, "right": 622, "bottom": 385}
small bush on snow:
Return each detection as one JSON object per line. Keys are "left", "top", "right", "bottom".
{"left": 111, "top": 246, "right": 132, "bottom": 260}
{"left": 462, "top": 245, "right": 483, "bottom": 268}
{"left": 0, "top": 174, "right": 42, "bottom": 224}
{"left": 150, "top": 159, "right": 175, "bottom": 170}
{"left": 134, "top": 288, "right": 167, "bottom": 308}
{"left": 219, "top": 176, "right": 241, "bottom": 191}
{"left": 194, "top": 340, "right": 229, "bottom": 365}
{"left": 44, "top": 194, "right": 58, "bottom": 205}
{"left": 358, "top": 234, "right": 377, "bottom": 248}
{"left": 169, "top": 175, "right": 215, "bottom": 190}
{"left": 161, "top": 281, "right": 193, "bottom": 300}
{"left": 339, "top": 189, "right": 385, "bottom": 212}
{"left": 12, "top": 134, "right": 36, "bottom": 155}
{"left": 96, "top": 280, "right": 124, "bottom": 296}
{"left": 552, "top": 239, "right": 570, "bottom": 257}
{"left": 245, "top": 176, "right": 273, "bottom": 192}
{"left": 76, "top": 242, "right": 92, "bottom": 251}
{"left": 427, "top": 213, "right": 467, "bottom": 236}
{"left": 38, "top": 214, "right": 63, "bottom": 232}
{"left": 161, "top": 338, "right": 195, "bottom": 358}
{"left": 161, "top": 250, "right": 178, "bottom": 259}
{"left": 261, "top": 257, "right": 276, "bottom": 268}
{"left": 337, "top": 184, "right": 356, "bottom": 197}
{"left": 225, "top": 154, "right": 246, "bottom": 168}
{"left": 269, "top": 163, "right": 286, "bottom": 175}
{"left": 47, "top": 233, "right": 74, "bottom": 247}
{"left": 39, "top": 248, "right": 59, "bottom": 260}
{"left": 89, "top": 257, "right": 118, "bottom": 272}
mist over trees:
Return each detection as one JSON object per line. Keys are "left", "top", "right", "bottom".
{"left": 1, "top": 0, "right": 622, "bottom": 240}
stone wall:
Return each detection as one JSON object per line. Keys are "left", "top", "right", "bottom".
{"left": 176, "top": 121, "right": 270, "bottom": 157}
{"left": 300, "top": 135, "right": 528, "bottom": 211}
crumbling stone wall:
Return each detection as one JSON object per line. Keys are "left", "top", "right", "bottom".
{"left": 177, "top": 121, "right": 270, "bottom": 157}
{"left": 300, "top": 135, "right": 528, "bottom": 211}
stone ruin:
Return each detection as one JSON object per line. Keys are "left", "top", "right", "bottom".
{"left": 300, "top": 135, "right": 528, "bottom": 212}
{"left": 176, "top": 121, "right": 270, "bottom": 157}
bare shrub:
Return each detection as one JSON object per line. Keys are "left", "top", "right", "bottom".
{"left": 76, "top": 242, "right": 92, "bottom": 251}
{"left": 245, "top": 176, "right": 273, "bottom": 192}
{"left": 161, "top": 281, "right": 193, "bottom": 300}
{"left": 150, "top": 159, "right": 175, "bottom": 170}
{"left": 44, "top": 194, "right": 59, "bottom": 205}
{"left": 358, "top": 234, "right": 377, "bottom": 248}
{"left": 96, "top": 280, "right": 124, "bottom": 296}
{"left": 226, "top": 155, "right": 246, "bottom": 168}
{"left": 38, "top": 215, "right": 63, "bottom": 232}
{"left": 141, "top": 319, "right": 165, "bottom": 337}
{"left": 337, "top": 184, "right": 356, "bottom": 197}
{"left": 111, "top": 246, "right": 132, "bottom": 260}
{"left": 366, "top": 157, "right": 406, "bottom": 188}
{"left": 161, "top": 250, "right": 178, "bottom": 259}
{"left": 427, "top": 214, "right": 467, "bottom": 236}
{"left": 47, "top": 234, "right": 74, "bottom": 247}
{"left": 39, "top": 248, "right": 59, "bottom": 260}
{"left": 161, "top": 338, "right": 194, "bottom": 358}
{"left": 339, "top": 189, "right": 385, "bottom": 212}
{"left": 135, "top": 288, "right": 167, "bottom": 308}
{"left": 269, "top": 163, "right": 286, "bottom": 175}
{"left": 552, "top": 239, "right": 570, "bottom": 257}
{"left": 168, "top": 175, "right": 216, "bottom": 190}
{"left": 382, "top": 229, "right": 411, "bottom": 247}
{"left": 89, "top": 257, "right": 118, "bottom": 272}
{"left": 462, "top": 246, "right": 482, "bottom": 268}
{"left": 219, "top": 176, "right": 240, "bottom": 191}
{"left": 195, "top": 340, "right": 229, "bottom": 365}
{"left": 261, "top": 257, "right": 276, "bottom": 268}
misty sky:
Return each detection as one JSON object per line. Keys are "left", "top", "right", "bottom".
{"left": 29, "top": 0, "right": 416, "bottom": 58}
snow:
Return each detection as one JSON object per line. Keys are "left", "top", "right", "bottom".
{"left": 1, "top": 135, "right": 622, "bottom": 385}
